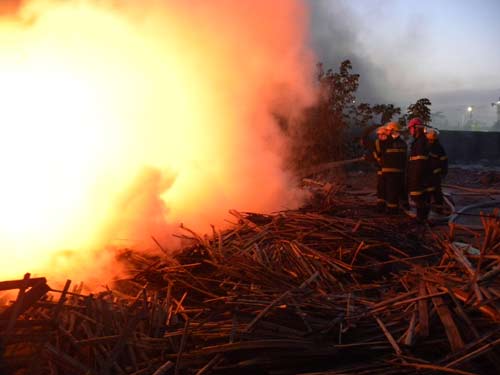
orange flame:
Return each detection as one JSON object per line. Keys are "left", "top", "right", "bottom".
{"left": 0, "top": 0, "right": 315, "bottom": 285}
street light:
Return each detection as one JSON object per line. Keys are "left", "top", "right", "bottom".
{"left": 467, "top": 106, "right": 473, "bottom": 120}
{"left": 492, "top": 98, "right": 500, "bottom": 126}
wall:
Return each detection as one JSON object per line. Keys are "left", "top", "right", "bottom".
{"left": 439, "top": 130, "right": 500, "bottom": 166}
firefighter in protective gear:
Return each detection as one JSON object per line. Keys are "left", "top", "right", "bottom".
{"left": 373, "top": 126, "right": 390, "bottom": 211}
{"left": 386, "top": 122, "right": 410, "bottom": 210}
{"left": 407, "top": 117, "right": 432, "bottom": 223}
{"left": 382, "top": 122, "right": 408, "bottom": 213}
{"left": 425, "top": 128, "right": 448, "bottom": 212}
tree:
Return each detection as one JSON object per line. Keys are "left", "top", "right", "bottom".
{"left": 398, "top": 114, "right": 408, "bottom": 128}
{"left": 290, "top": 60, "right": 361, "bottom": 169}
{"left": 372, "top": 104, "right": 401, "bottom": 124}
{"left": 350, "top": 102, "right": 374, "bottom": 129}
{"left": 407, "top": 98, "right": 432, "bottom": 124}
{"left": 317, "top": 60, "right": 359, "bottom": 116}
{"left": 287, "top": 60, "right": 405, "bottom": 171}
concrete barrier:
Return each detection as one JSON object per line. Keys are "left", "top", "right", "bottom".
{"left": 439, "top": 130, "right": 500, "bottom": 166}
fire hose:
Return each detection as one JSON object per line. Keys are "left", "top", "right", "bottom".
{"left": 449, "top": 200, "right": 500, "bottom": 230}
{"left": 299, "top": 157, "right": 364, "bottom": 178}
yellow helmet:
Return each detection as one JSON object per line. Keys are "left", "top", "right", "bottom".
{"left": 385, "top": 122, "right": 401, "bottom": 132}
{"left": 425, "top": 128, "right": 439, "bottom": 140}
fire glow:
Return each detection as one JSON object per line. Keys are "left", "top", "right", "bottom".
{"left": 0, "top": 0, "right": 315, "bottom": 283}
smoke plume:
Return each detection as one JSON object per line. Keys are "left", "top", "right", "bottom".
{"left": 0, "top": 0, "right": 316, "bottom": 286}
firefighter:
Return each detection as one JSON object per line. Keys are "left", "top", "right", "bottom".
{"left": 372, "top": 126, "right": 390, "bottom": 212}
{"left": 382, "top": 122, "right": 407, "bottom": 214}
{"left": 407, "top": 117, "right": 432, "bottom": 223}
{"left": 360, "top": 124, "right": 379, "bottom": 159}
{"left": 425, "top": 128, "right": 448, "bottom": 213}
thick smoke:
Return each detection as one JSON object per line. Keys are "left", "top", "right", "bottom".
{"left": 308, "top": 0, "right": 500, "bottom": 126}
{"left": 309, "top": 0, "right": 437, "bottom": 104}
{"left": 308, "top": 0, "right": 393, "bottom": 104}
{"left": 0, "top": 0, "right": 316, "bottom": 286}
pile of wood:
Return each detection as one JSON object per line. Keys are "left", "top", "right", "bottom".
{"left": 1, "top": 198, "right": 499, "bottom": 374}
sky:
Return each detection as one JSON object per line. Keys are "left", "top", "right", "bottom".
{"left": 309, "top": 0, "right": 500, "bottom": 128}
{"left": 1, "top": 0, "right": 498, "bottom": 127}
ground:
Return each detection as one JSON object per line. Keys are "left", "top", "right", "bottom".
{"left": 1, "top": 163, "right": 499, "bottom": 375}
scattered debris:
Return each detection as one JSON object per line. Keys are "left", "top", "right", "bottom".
{"left": 1, "top": 194, "right": 499, "bottom": 374}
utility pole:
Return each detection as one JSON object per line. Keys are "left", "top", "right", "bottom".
{"left": 492, "top": 97, "right": 500, "bottom": 127}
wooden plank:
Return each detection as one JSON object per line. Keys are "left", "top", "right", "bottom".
{"left": 417, "top": 281, "right": 429, "bottom": 337}
{"left": 0, "top": 277, "right": 47, "bottom": 291}
{"left": 373, "top": 315, "right": 402, "bottom": 356}
{"left": 427, "top": 284, "right": 464, "bottom": 352}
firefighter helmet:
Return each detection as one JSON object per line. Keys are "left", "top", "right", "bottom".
{"left": 408, "top": 117, "right": 424, "bottom": 129}
{"left": 385, "top": 122, "right": 401, "bottom": 132}
{"left": 425, "top": 128, "right": 439, "bottom": 140}
{"left": 376, "top": 126, "right": 388, "bottom": 135}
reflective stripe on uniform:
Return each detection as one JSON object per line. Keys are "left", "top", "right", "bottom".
{"left": 409, "top": 155, "right": 429, "bottom": 161}
{"left": 382, "top": 168, "right": 403, "bottom": 173}
{"left": 426, "top": 187, "right": 436, "bottom": 192}
{"left": 386, "top": 148, "right": 406, "bottom": 153}
{"left": 386, "top": 203, "right": 398, "bottom": 208}
{"left": 375, "top": 139, "right": 381, "bottom": 154}
{"left": 376, "top": 198, "right": 385, "bottom": 203}
{"left": 433, "top": 168, "right": 442, "bottom": 174}
{"left": 377, "top": 171, "right": 383, "bottom": 175}
{"left": 440, "top": 156, "right": 448, "bottom": 160}
{"left": 410, "top": 190, "right": 424, "bottom": 196}
{"left": 429, "top": 152, "right": 438, "bottom": 158}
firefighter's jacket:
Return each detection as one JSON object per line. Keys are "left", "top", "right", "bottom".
{"left": 428, "top": 140, "right": 448, "bottom": 178}
{"left": 381, "top": 137, "right": 407, "bottom": 174}
{"left": 408, "top": 135, "right": 432, "bottom": 197}
{"left": 372, "top": 138, "right": 388, "bottom": 174}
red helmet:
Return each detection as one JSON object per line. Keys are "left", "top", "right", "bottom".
{"left": 408, "top": 117, "right": 423, "bottom": 129}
